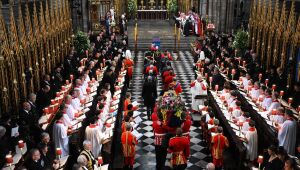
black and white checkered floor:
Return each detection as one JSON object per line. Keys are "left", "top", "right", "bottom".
{"left": 128, "top": 51, "right": 211, "bottom": 170}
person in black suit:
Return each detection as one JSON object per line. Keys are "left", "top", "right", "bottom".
{"left": 38, "top": 143, "right": 54, "bottom": 169}
{"left": 142, "top": 76, "right": 157, "bottom": 120}
{"left": 211, "top": 68, "right": 225, "bottom": 89}
{"left": 40, "top": 74, "right": 52, "bottom": 90}
{"left": 0, "top": 126, "right": 9, "bottom": 168}
{"left": 27, "top": 93, "right": 38, "bottom": 116}
{"left": 63, "top": 55, "right": 75, "bottom": 79}
{"left": 52, "top": 67, "right": 64, "bottom": 93}
{"left": 37, "top": 132, "right": 55, "bottom": 163}
{"left": 36, "top": 85, "right": 51, "bottom": 115}
{"left": 25, "top": 148, "right": 44, "bottom": 170}
{"left": 19, "top": 102, "right": 41, "bottom": 144}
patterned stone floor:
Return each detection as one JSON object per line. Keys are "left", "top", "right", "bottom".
{"left": 128, "top": 51, "right": 211, "bottom": 170}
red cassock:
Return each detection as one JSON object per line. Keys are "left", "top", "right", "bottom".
{"left": 162, "top": 71, "right": 170, "bottom": 81}
{"left": 208, "top": 118, "right": 214, "bottom": 125}
{"left": 123, "top": 98, "right": 130, "bottom": 111}
{"left": 152, "top": 121, "right": 166, "bottom": 146}
{"left": 168, "top": 136, "right": 190, "bottom": 166}
{"left": 145, "top": 66, "right": 158, "bottom": 75}
{"left": 211, "top": 134, "right": 229, "bottom": 167}
{"left": 121, "top": 131, "right": 138, "bottom": 166}
{"left": 124, "top": 59, "right": 134, "bottom": 79}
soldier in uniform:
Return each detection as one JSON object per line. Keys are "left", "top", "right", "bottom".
{"left": 152, "top": 118, "right": 167, "bottom": 170}
{"left": 168, "top": 128, "right": 190, "bottom": 170}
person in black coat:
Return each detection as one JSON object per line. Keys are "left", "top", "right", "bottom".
{"left": 263, "top": 145, "right": 284, "bottom": 170}
{"left": 211, "top": 68, "right": 225, "bottom": 89}
{"left": 63, "top": 55, "right": 75, "bottom": 79}
{"left": 36, "top": 85, "right": 51, "bottom": 115}
{"left": 142, "top": 76, "right": 157, "bottom": 120}
{"left": 25, "top": 148, "right": 44, "bottom": 170}
{"left": 38, "top": 143, "right": 54, "bottom": 169}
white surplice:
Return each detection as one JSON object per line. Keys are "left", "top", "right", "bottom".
{"left": 262, "top": 97, "right": 272, "bottom": 110}
{"left": 85, "top": 125, "right": 105, "bottom": 157}
{"left": 53, "top": 122, "right": 69, "bottom": 157}
{"left": 66, "top": 104, "right": 76, "bottom": 120}
{"left": 71, "top": 97, "right": 82, "bottom": 111}
{"left": 190, "top": 80, "right": 207, "bottom": 111}
{"left": 278, "top": 119, "right": 297, "bottom": 155}
{"left": 245, "top": 128, "right": 258, "bottom": 161}
{"left": 250, "top": 89, "right": 260, "bottom": 100}
{"left": 62, "top": 113, "right": 74, "bottom": 127}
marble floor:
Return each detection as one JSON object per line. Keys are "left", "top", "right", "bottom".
{"left": 128, "top": 51, "right": 211, "bottom": 169}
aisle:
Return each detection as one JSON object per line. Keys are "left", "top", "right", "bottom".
{"left": 130, "top": 51, "right": 210, "bottom": 169}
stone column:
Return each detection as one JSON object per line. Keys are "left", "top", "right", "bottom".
{"left": 82, "top": 0, "right": 89, "bottom": 32}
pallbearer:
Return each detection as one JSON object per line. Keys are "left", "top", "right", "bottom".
{"left": 168, "top": 128, "right": 190, "bottom": 170}
{"left": 152, "top": 118, "right": 167, "bottom": 170}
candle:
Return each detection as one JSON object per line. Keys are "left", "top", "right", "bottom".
{"left": 85, "top": 50, "right": 89, "bottom": 56}
{"left": 66, "top": 80, "right": 69, "bottom": 85}
{"left": 216, "top": 57, "right": 220, "bottom": 65}
{"left": 257, "top": 155, "right": 264, "bottom": 165}
{"left": 86, "top": 87, "right": 91, "bottom": 94}
{"left": 280, "top": 90, "right": 284, "bottom": 97}
{"left": 271, "top": 109, "right": 277, "bottom": 115}
{"left": 238, "top": 120, "right": 244, "bottom": 127}
{"left": 297, "top": 106, "right": 300, "bottom": 112}
{"left": 6, "top": 154, "right": 13, "bottom": 164}
{"left": 51, "top": 99, "right": 55, "bottom": 105}
{"left": 228, "top": 107, "right": 233, "bottom": 113}
{"left": 56, "top": 92, "right": 60, "bottom": 97}
{"left": 265, "top": 79, "right": 269, "bottom": 86}
{"left": 272, "top": 84, "right": 276, "bottom": 91}
{"left": 70, "top": 74, "right": 74, "bottom": 80}
{"left": 18, "top": 140, "right": 25, "bottom": 149}
{"left": 56, "top": 148, "right": 62, "bottom": 156}
{"left": 221, "top": 95, "right": 225, "bottom": 101}
{"left": 209, "top": 77, "right": 213, "bottom": 82}
{"left": 221, "top": 62, "right": 224, "bottom": 68}
{"left": 98, "top": 156, "right": 103, "bottom": 165}
{"left": 44, "top": 107, "right": 49, "bottom": 114}
{"left": 215, "top": 85, "right": 219, "bottom": 91}
{"left": 288, "top": 98, "right": 293, "bottom": 104}
{"left": 243, "top": 60, "right": 246, "bottom": 67}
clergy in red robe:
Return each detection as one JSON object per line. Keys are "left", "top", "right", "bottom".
{"left": 145, "top": 65, "right": 158, "bottom": 75}
{"left": 121, "top": 123, "right": 137, "bottom": 170}
{"left": 123, "top": 57, "right": 134, "bottom": 79}
{"left": 211, "top": 127, "right": 229, "bottom": 168}
{"left": 168, "top": 128, "right": 190, "bottom": 170}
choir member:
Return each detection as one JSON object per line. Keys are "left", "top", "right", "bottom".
{"left": 211, "top": 127, "right": 229, "bottom": 169}
{"left": 278, "top": 110, "right": 297, "bottom": 155}
{"left": 232, "top": 101, "right": 242, "bottom": 118}
{"left": 71, "top": 89, "right": 83, "bottom": 111}
{"left": 262, "top": 89, "right": 272, "bottom": 111}
{"left": 168, "top": 128, "right": 190, "bottom": 170}
{"left": 263, "top": 92, "right": 281, "bottom": 117}
{"left": 75, "top": 79, "right": 85, "bottom": 99}
{"left": 250, "top": 82, "right": 260, "bottom": 100}
{"left": 85, "top": 116, "right": 106, "bottom": 157}
{"left": 190, "top": 75, "right": 207, "bottom": 111}
{"left": 53, "top": 113, "right": 69, "bottom": 157}
{"left": 79, "top": 140, "right": 96, "bottom": 170}
{"left": 243, "top": 120, "right": 258, "bottom": 162}
{"left": 121, "top": 123, "right": 137, "bottom": 170}
{"left": 65, "top": 95, "right": 77, "bottom": 120}
{"left": 271, "top": 107, "right": 285, "bottom": 125}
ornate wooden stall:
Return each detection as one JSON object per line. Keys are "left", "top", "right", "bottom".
{"left": 0, "top": 0, "right": 72, "bottom": 116}
{"left": 249, "top": 0, "right": 300, "bottom": 84}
